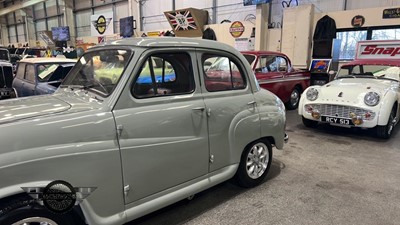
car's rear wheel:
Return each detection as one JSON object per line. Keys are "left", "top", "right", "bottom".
{"left": 10, "top": 88, "right": 17, "bottom": 98}
{"left": 376, "top": 105, "right": 397, "bottom": 139}
{"left": 286, "top": 87, "right": 301, "bottom": 110}
{"left": 0, "top": 195, "right": 83, "bottom": 225}
{"left": 302, "top": 116, "right": 318, "bottom": 128}
{"left": 235, "top": 140, "right": 272, "bottom": 188}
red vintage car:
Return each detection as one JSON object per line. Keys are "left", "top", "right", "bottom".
{"left": 242, "top": 51, "right": 310, "bottom": 109}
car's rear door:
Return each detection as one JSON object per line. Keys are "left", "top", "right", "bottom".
{"left": 113, "top": 49, "right": 209, "bottom": 204}
{"left": 196, "top": 50, "right": 260, "bottom": 173}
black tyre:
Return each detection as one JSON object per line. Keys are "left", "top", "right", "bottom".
{"left": 10, "top": 88, "right": 17, "bottom": 98}
{"left": 376, "top": 106, "right": 397, "bottom": 139}
{"left": 302, "top": 116, "right": 318, "bottom": 128}
{"left": 285, "top": 87, "right": 301, "bottom": 110}
{"left": 235, "top": 140, "right": 272, "bottom": 188}
{"left": 0, "top": 194, "right": 83, "bottom": 225}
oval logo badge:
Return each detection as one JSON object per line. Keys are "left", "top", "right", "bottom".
{"left": 351, "top": 15, "right": 365, "bottom": 27}
{"left": 229, "top": 21, "right": 245, "bottom": 38}
{"left": 96, "top": 15, "right": 107, "bottom": 34}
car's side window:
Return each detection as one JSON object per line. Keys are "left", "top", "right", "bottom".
{"left": 25, "top": 64, "right": 36, "bottom": 83}
{"left": 351, "top": 65, "right": 361, "bottom": 74}
{"left": 202, "top": 54, "right": 246, "bottom": 92}
{"left": 132, "top": 52, "right": 194, "bottom": 98}
{"left": 255, "top": 55, "right": 275, "bottom": 73}
{"left": 16, "top": 63, "right": 25, "bottom": 79}
{"left": 277, "top": 56, "right": 288, "bottom": 72}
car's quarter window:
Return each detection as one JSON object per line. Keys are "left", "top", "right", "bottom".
{"left": 61, "top": 49, "right": 132, "bottom": 97}
{"left": 277, "top": 56, "right": 288, "bottom": 72}
{"left": 132, "top": 52, "right": 194, "bottom": 98}
{"left": 243, "top": 54, "right": 256, "bottom": 66}
{"left": 25, "top": 64, "right": 36, "bottom": 83}
{"left": 16, "top": 63, "right": 25, "bottom": 79}
{"left": 202, "top": 54, "right": 246, "bottom": 92}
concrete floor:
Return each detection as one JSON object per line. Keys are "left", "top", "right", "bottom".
{"left": 129, "top": 110, "right": 400, "bottom": 225}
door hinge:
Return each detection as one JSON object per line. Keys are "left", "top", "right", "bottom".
{"left": 209, "top": 154, "right": 214, "bottom": 163}
{"left": 124, "top": 185, "right": 130, "bottom": 197}
{"left": 116, "top": 124, "right": 124, "bottom": 137}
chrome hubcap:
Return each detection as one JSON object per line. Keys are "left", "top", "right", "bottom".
{"left": 246, "top": 143, "right": 269, "bottom": 179}
{"left": 12, "top": 217, "right": 58, "bottom": 225}
{"left": 290, "top": 90, "right": 299, "bottom": 106}
{"left": 388, "top": 115, "right": 396, "bottom": 135}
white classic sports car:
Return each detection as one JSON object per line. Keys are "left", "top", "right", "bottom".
{"left": 299, "top": 41, "right": 400, "bottom": 139}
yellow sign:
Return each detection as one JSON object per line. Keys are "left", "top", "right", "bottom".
{"left": 147, "top": 31, "right": 160, "bottom": 37}
{"left": 229, "top": 21, "right": 245, "bottom": 38}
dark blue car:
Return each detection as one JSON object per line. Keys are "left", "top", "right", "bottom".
{"left": 12, "top": 58, "right": 76, "bottom": 97}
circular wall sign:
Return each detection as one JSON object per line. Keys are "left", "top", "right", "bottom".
{"left": 229, "top": 21, "right": 245, "bottom": 38}
{"left": 96, "top": 15, "right": 107, "bottom": 34}
{"left": 351, "top": 15, "right": 365, "bottom": 27}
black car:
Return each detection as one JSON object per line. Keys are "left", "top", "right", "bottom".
{"left": 0, "top": 48, "right": 16, "bottom": 99}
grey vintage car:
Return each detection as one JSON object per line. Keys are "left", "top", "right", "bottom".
{"left": 0, "top": 38, "right": 287, "bottom": 225}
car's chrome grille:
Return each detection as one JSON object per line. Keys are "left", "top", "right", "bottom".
{"left": 305, "top": 104, "right": 376, "bottom": 120}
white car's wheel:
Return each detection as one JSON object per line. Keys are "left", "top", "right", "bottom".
{"left": 235, "top": 140, "right": 272, "bottom": 188}
{"left": 376, "top": 106, "right": 397, "bottom": 139}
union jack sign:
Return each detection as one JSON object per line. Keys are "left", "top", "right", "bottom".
{"left": 166, "top": 10, "right": 198, "bottom": 31}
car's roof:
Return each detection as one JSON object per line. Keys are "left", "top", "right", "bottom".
{"left": 19, "top": 57, "right": 76, "bottom": 64}
{"left": 241, "top": 51, "right": 287, "bottom": 57}
{"left": 94, "top": 37, "right": 241, "bottom": 54}
{"left": 343, "top": 59, "right": 400, "bottom": 67}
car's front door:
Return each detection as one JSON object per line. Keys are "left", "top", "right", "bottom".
{"left": 254, "top": 54, "right": 286, "bottom": 100}
{"left": 113, "top": 50, "right": 209, "bottom": 204}
{"left": 197, "top": 51, "right": 260, "bottom": 172}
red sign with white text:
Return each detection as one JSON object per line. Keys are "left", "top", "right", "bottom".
{"left": 356, "top": 40, "right": 400, "bottom": 60}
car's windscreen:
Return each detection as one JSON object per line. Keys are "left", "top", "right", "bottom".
{"left": 0, "top": 50, "right": 9, "bottom": 61}
{"left": 61, "top": 49, "right": 132, "bottom": 97}
{"left": 337, "top": 65, "right": 400, "bottom": 81}
{"left": 37, "top": 63, "right": 74, "bottom": 82}
{"left": 16, "top": 48, "right": 25, "bottom": 55}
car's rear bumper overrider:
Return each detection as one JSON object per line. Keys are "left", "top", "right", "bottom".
{"left": 284, "top": 133, "right": 289, "bottom": 144}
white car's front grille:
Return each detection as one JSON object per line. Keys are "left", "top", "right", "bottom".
{"left": 305, "top": 104, "right": 376, "bottom": 120}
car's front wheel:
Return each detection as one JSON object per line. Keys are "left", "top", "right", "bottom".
{"left": 286, "top": 87, "right": 301, "bottom": 110}
{"left": 0, "top": 195, "right": 83, "bottom": 225}
{"left": 235, "top": 140, "right": 272, "bottom": 188}
{"left": 376, "top": 106, "right": 397, "bottom": 139}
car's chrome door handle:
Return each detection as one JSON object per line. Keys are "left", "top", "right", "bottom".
{"left": 247, "top": 101, "right": 256, "bottom": 105}
{"left": 192, "top": 107, "right": 205, "bottom": 111}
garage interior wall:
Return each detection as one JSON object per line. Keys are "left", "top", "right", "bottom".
{"left": 1, "top": 0, "right": 400, "bottom": 48}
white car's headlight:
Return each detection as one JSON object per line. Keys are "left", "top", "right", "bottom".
{"left": 306, "top": 88, "right": 319, "bottom": 101}
{"left": 364, "top": 92, "right": 380, "bottom": 106}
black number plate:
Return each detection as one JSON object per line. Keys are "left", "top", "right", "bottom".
{"left": 322, "top": 116, "right": 354, "bottom": 125}
{"left": 0, "top": 91, "right": 10, "bottom": 96}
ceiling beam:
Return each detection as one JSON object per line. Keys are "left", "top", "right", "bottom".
{"left": 0, "top": 0, "right": 46, "bottom": 16}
